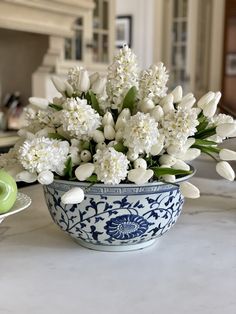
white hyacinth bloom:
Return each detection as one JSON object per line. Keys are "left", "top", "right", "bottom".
{"left": 61, "top": 98, "right": 101, "bottom": 139}
{"left": 139, "top": 63, "right": 168, "bottom": 103}
{"left": 106, "top": 45, "right": 139, "bottom": 111}
{"left": 123, "top": 112, "right": 159, "bottom": 154}
{"left": 216, "top": 161, "right": 235, "bottom": 181}
{"left": 18, "top": 137, "right": 69, "bottom": 175}
{"left": 160, "top": 107, "right": 199, "bottom": 148}
{"left": 94, "top": 147, "right": 129, "bottom": 184}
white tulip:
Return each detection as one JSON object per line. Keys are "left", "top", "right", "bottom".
{"left": 172, "top": 159, "right": 190, "bottom": 171}
{"left": 128, "top": 168, "right": 153, "bottom": 185}
{"left": 102, "top": 112, "right": 114, "bottom": 126}
{"left": 197, "top": 91, "right": 215, "bottom": 109}
{"left": 127, "top": 150, "right": 139, "bottom": 161}
{"left": 219, "top": 149, "right": 236, "bottom": 161}
{"left": 179, "top": 148, "right": 201, "bottom": 161}
{"left": 75, "top": 163, "right": 95, "bottom": 181}
{"left": 38, "top": 170, "right": 54, "bottom": 185}
{"left": 29, "top": 97, "right": 49, "bottom": 110}
{"left": 163, "top": 101, "right": 175, "bottom": 114}
{"left": 161, "top": 174, "right": 176, "bottom": 183}
{"left": 80, "top": 150, "right": 92, "bottom": 162}
{"left": 171, "top": 86, "right": 183, "bottom": 103}
{"left": 51, "top": 76, "right": 66, "bottom": 93}
{"left": 115, "top": 116, "right": 127, "bottom": 130}
{"left": 91, "top": 77, "right": 107, "bottom": 95}
{"left": 216, "top": 161, "right": 235, "bottom": 181}
{"left": 92, "top": 130, "right": 105, "bottom": 143}
{"left": 181, "top": 93, "right": 194, "bottom": 102}
{"left": 159, "top": 94, "right": 174, "bottom": 107}
{"left": 65, "top": 81, "right": 74, "bottom": 97}
{"left": 89, "top": 72, "right": 99, "bottom": 85}
{"left": 203, "top": 92, "right": 221, "bottom": 118}
{"left": 78, "top": 70, "right": 90, "bottom": 92}
{"left": 150, "top": 105, "right": 164, "bottom": 122}
{"left": 183, "top": 138, "right": 196, "bottom": 150}
{"left": 133, "top": 158, "right": 147, "bottom": 170}
{"left": 179, "top": 182, "right": 200, "bottom": 198}
{"left": 17, "top": 129, "right": 35, "bottom": 140}
{"left": 104, "top": 125, "right": 115, "bottom": 140}
{"left": 179, "top": 96, "right": 196, "bottom": 109}
{"left": 15, "top": 171, "right": 37, "bottom": 183}
{"left": 139, "top": 99, "right": 155, "bottom": 113}
{"left": 61, "top": 187, "right": 85, "bottom": 205}
{"left": 69, "top": 147, "right": 81, "bottom": 165}
{"left": 150, "top": 142, "right": 164, "bottom": 156}
{"left": 107, "top": 141, "right": 117, "bottom": 147}
{"left": 119, "top": 108, "right": 131, "bottom": 120}
{"left": 215, "top": 91, "right": 222, "bottom": 103}
{"left": 36, "top": 127, "right": 55, "bottom": 138}
{"left": 216, "top": 123, "right": 236, "bottom": 137}
{"left": 115, "top": 129, "right": 123, "bottom": 141}
{"left": 159, "top": 154, "right": 177, "bottom": 166}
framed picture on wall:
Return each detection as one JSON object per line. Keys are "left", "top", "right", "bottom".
{"left": 115, "top": 15, "right": 132, "bottom": 48}
{"left": 226, "top": 53, "right": 236, "bottom": 76}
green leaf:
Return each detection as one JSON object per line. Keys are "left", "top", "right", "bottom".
{"left": 195, "top": 126, "right": 216, "bottom": 139}
{"left": 113, "top": 142, "right": 128, "bottom": 153}
{"left": 122, "top": 86, "right": 137, "bottom": 111}
{"left": 89, "top": 91, "right": 102, "bottom": 115}
{"left": 49, "top": 103, "right": 63, "bottom": 111}
{"left": 192, "top": 144, "right": 220, "bottom": 154}
{"left": 86, "top": 174, "right": 98, "bottom": 183}
{"left": 194, "top": 139, "right": 218, "bottom": 146}
{"left": 48, "top": 133, "right": 67, "bottom": 141}
{"left": 64, "top": 157, "right": 73, "bottom": 178}
{"left": 196, "top": 120, "right": 209, "bottom": 133}
{"left": 151, "top": 167, "right": 193, "bottom": 177}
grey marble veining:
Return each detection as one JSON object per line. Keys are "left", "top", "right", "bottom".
{"left": 0, "top": 178, "right": 236, "bottom": 314}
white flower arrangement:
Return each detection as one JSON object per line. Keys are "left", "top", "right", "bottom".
{"left": 0, "top": 45, "right": 236, "bottom": 203}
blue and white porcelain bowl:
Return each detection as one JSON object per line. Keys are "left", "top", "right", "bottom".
{"left": 43, "top": 173, "right": 193, "bottom": 252}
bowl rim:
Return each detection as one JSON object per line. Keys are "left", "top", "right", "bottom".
{"left": 52, "top": 166, "right": 196, "bottom": 188}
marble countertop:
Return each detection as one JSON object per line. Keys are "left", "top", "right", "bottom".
{"left": 0, "top": 178, "right": 236, "bottom": 314}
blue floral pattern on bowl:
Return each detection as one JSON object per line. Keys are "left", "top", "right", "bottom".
{"left": 43, "top": 179, "right": 186, "bottom": 251}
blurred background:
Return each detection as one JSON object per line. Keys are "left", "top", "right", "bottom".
{"left": 0, "top": 0, "right": 235, "bottom": 177}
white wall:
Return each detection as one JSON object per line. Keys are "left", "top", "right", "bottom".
{"left": 116, "top": 0, "right": 155, "bottom": 69}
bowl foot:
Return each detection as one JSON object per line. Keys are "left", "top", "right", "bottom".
{"left": 74, "top": 238, "right": 157, "bottom": 252}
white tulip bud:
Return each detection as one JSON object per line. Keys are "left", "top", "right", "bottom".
{"left": 171, "top": 86, "right": 183, "bottom": 103}
{"left": 216, "top": 123, "right": 236, "bottom": 137}
{"left": 219, "top": 149, "right": 236, "bottom": 161}
{"left": 51, "top": 76, "right": 66, "bottom": 93}
{"left": 159, "top": 94, "right": 174, "bottom": 107}
{"left": 183, "top": 138, "right": 196, "bottom": 150}
{"left": 150, "top": 105, "right": 164, "bottom": 122}
{"left": 119, "top": 108, "right": 131, "bottom": 120}
{"left": 38, "top": 170, "right": 54, "bottom": 185}
{"left": 203, "top": 92, "right": 221, "bottom": 118}
{"left": 216, "top": 161, "right": 235, "bottom": 181}
{"left": 167, "top": 144, "right": 181, "bottom": 156}
{"left": 159, "top": 154, "right": 177, "bottom": 166}
{"left": 128, "top": 168, "right": 153, "bottom": 185}
{"left": 139, "top": 99, "right": 155, "bottom": 113}
{"left": 89, "top": 72, "right": 99, "bottom": 85}
{"left": 92, "top": 130, "right": 105, "bottom": 143}
{"left": 96, "top": 142, "right": 106, "bottom": 150}
{"left": 78, "top": 70, "right": 90, "bottom": 92}
{"left": 75, "top": 163, "right": 95, "bottom": 181}
{"left": 161, "top": 174, "right": 176, "bottom": 183}
{"left": 80, "top": 150, "right": 92, "bottom": 162}
{"left": 61, "top": 187, "right": 85, "bottom": 205}
{"left": 179, "top": 96, "right": 196, "bottom": 109}
{"left": 107, "top": 141, "right": 117, "bottom": 147}
{"left": 172, "top": 159, "right": 190, "bottom": 171}
{"left": 56, "top": 126, "right": 71, "bottom": 140}
{"left": 102, "top": 112, "right": 114, "bottom": 126}
{"left": 150, "top": 142, "right": 164, "bottom": 156}
{"left": 65, "top": 81, "right": 74, "bottom": 97}
{"left": 104, "top": 125, "right": 115, "bottom": 140}
{"left": 179, "top": 182, "right": 200, "bottom": 198}
{"left": 162, "top": 101, "right": 175, "bottom": 114}
{"left": 18, "top": 129, "right": 35, "bottom": 140}
{"left": 36, "top": 127, "right": 55, "bottom": 138}
{"left": 91, "top": 77, "right": 107, "bottom": 95}
{"left": 115, "top": 116, "right": 127, "bottom": 130}
{"left": 69, "top": 147, "right": 81, "bottom": 165}
{"left": 29, "top": 97, "right": 49, "bottom": 110}
{"left": 115, "top": 129, "right": 123, "bottom": 141}
{"left": 181, "top": 93, "right": 194, "bottom": 102}
{"left": 133, "top": 158, "right": 147, "bottom": 170}
{"left": 15, "top": 171, "right": 37, "bottom": 183}
{"left": 197, "top": 91, "right": 215, "bottom": 109}
{"left": 127, "top": 150, "right": 139, "bottom": 161}
{"left": 180, "top": 148, "right": 201, "bottom": 161}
